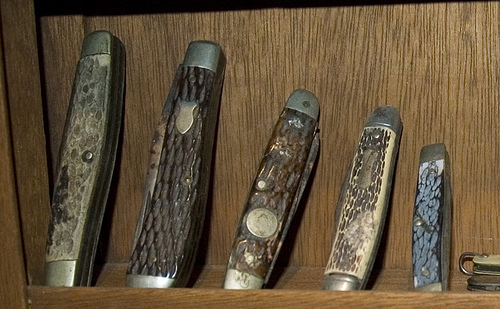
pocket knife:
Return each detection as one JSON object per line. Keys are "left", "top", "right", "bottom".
{"left": 459, "top": 252, "right": 500, "bottom": 291}
{"left": 412, "top": 143, "right": 451, "bottom": 291}
{"left": 466, "top": 275, "right": 500, "bottom": 291}
{"left": 460, "top": 252, "right": 500, "bottom": 276}
{"left": 126, "top": 41, "right": 225, "bottom": 288}
{"left": 323, "top": 106, "right": 402, "bottom": 291}
{"left": 223, "top": 89, "right": 320, "bottom": 289}
{"left": 44, "top": 31, "right": 125, "bottom": 286}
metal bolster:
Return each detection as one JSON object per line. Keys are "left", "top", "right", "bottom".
{"left": 223, "top": 269, "right": 264, "bottom": 289}
{"left": 182, "top": 40, "right": 223, "bottom": 73}
{"left": 365, "top": 105, "right": 402, "bottom": 134}
{"left": 416, "top": 282, "right": 443, "bottom": 292}
{"left": 125, "top": 274, "right": 176, "bottom": 288}
{"left": 44, "top": 260, "right": 78, "bottom": 287}
{"left": 80, "top": 31, "right": 115, "bottom": 57}
{"left": 285, "top": 89, "right": 320, "bottom": 120}
{"left": 419, "top": 143, "right": 446, "bottom": 164}
{"left": 323, "top": 273, "right": 361, "bottom": 291}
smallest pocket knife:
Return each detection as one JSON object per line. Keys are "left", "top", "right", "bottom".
{"left": 223, "top": 89, "right": 320, "bottom": 289}
{"left": 412, "top": 143, "right": 452, "bottom": 291}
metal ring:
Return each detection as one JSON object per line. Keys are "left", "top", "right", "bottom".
{"left": 459, "top": 252, "right": 478, "bottom": 276}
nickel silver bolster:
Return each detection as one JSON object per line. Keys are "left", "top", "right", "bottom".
{"left": 126, "top": 41, "right": 225, "bottom": 288}
{"left": 44, "top": 31, "right": 125, "bottom": 287}
{"left": 323, "top": 105, "right": 402, "bottom": 291}
{"left": 412, "top": 143, "right": 451, "bottom": 291}
{"left": 224, "top": 89, "right": 320, "bottom": 289}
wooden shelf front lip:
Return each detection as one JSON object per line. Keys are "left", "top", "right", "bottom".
{"left": 29, "top": 286, "right": 496, "bottom": 309}
{"left": 30, "top": 264, "right": 485, "bottom": 308}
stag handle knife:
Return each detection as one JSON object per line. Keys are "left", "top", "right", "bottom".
{"left": 223, "top": 89, "right": 320, "bottom": 289}
{"left": 44, "top": 31, "right": 125, "bottom": 286}
{"left": 323, "top": 106, "right": 402, "bottom": 291}
{"left": 412, "top": 143, "right": 451, "bottom": 291}
{"left": 126, "top": 41, "right": 225, "bottom": 288}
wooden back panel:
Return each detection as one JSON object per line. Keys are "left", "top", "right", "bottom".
{"left": 35, "top": 3, "right": 500, "bottom": 285}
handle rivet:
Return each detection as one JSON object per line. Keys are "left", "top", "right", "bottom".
{"left": 421, "top": 267, "right": 430, "bottom": 277}
{"left": 189, "top": 76, "right": 196, "bottom": 83}
{"left": 413, "top": 218, "right": 424, "bottom": 226}
{"left": 302, "top": 101, "right": 310, "bottom": 108}
{"left": 256, "top": 180, "right": 267, "bottom": 190}
{"left": 244, "top": 252, "right": 256, "bottom": 265}
{"left": 183, "top": 176, "right": 193, "bottom": 185}
{"left": 82, "top": 150, "right": 94, "bottom": 163}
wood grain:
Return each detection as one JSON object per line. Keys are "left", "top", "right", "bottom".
{"left": 29, "top": 281, "right": 500, "bottom": 309}
{"left": 0, "top": 0, "right": 51, "bottom": 286}
{"left": 35, "top": 0, "right": 500, "bottom": 293}
{"left": 0, "top": 19, "right": 29, "bottom": 309}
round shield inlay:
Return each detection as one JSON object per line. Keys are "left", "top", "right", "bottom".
{"left": 246, "top": 208, "right": 278, "bottom": 238}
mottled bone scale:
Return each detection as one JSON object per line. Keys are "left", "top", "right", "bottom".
{"left": 325, "top": 127, "right": 396, "bottom": 279}
{"left": 127, "top": 67, "right": 215, "bottom": 278}
{"left": 46, "top": 55, "right": 109, "bottom": 262}
{"left": 227, "top": 109, "right": 316, "bottom": 281}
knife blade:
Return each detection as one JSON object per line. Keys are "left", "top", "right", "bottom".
{"left": 44, "top": 30, "right": 125, "bottom": 286}
{"left": 323, "top": 106, "right": 402, "bottom": 291}
{"left": 126, "top": 41, "right": 225, "bottom": 288}
{"left": 223, "top": 89, "right": 320, "bottom": 289}
{"left": 412, "top": 143, "right": 451, "bottom": 291}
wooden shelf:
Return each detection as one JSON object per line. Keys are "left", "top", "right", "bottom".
{"left": 30, "top": 287, "right": 499, "bottom": 309}
{"left": 30, "top": 265, "right": 488, "bottom": 308}
{"left": 3, "top": 0, "right": 500, "bottom": 307}
{"left": 29, "top": 267, "right": 489, "bottom": 308}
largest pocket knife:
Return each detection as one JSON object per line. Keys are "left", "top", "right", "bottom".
{"left": 44, "top": 31, "right": 125, "bottom": 286}
{"left": 323, "top": 106, "right": 402, "bottom": 291}
{"left": 126, "top": 41, "right": 225, "bottom": 288}
{"left": 223, "top": 89, "right": 320, "bottom": 289}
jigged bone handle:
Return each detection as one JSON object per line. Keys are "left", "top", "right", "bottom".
{"left": 126, "top": 41, "right": 225, "bottom": 288}
{"left": 323, "top": 106, "right": 402, "bottom": 291}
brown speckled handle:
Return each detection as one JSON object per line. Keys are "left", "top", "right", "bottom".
{"left": 224, "top": 90, "right": 319, "bottom": 289}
